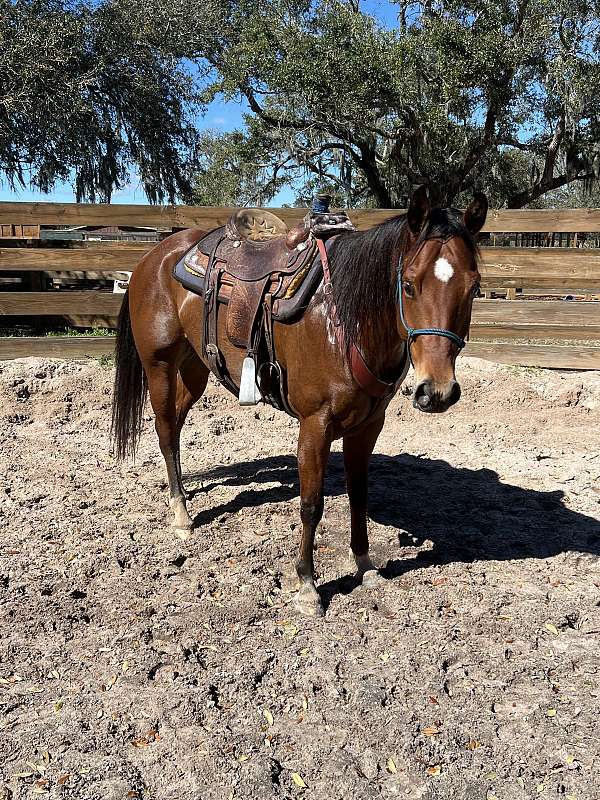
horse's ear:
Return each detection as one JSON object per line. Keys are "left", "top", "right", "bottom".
{"left": 406, "top": 185, "right": 430, "bottom": 236}
{"left": 463, "top": 192, "right": 488, "bottom": 235}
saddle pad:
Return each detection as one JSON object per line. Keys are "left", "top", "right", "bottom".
{"left": 197, "top": 227, "right": 225, "bottom": 257}
{"left": 172, "top": 243, "right": 206, "bottom": 295}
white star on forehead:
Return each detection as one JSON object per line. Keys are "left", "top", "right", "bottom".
{"left": 434, "top": 257, "right": 454, "bottom": 283}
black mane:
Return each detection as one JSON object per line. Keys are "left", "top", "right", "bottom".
{"left": 329, "top": 208, "right": 478, "bottom": 353}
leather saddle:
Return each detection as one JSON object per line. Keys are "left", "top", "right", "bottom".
{"left": 198, "top": 208, "right": 315, "bottom": 283}
{"left": 173, "top": 208, "right": 346, "bottom": 410}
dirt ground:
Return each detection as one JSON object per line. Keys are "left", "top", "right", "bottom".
{"left": 0, "top": 355, "right": 599, "bottom": 800}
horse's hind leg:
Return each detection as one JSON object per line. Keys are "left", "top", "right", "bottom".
{"left": 144, "top": 347, "right": 206, "bottom": 539}
{"left": 174, "top": 343, "right": 210, "bottom": 492}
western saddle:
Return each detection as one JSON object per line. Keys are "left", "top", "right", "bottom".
{"left": 172, "top": 207, "right": 355, "bottom": 411}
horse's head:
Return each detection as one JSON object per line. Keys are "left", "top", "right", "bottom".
{"left": 398, "top": 186, "right": 488, "bottom": 413}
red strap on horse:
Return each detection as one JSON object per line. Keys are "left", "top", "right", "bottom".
{"left": 316, "top": 238, "right": 399, "bottom": 399}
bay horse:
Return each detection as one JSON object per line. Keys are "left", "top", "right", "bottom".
{"left": 111, "top": 187, "right": 488, "bottom": 616}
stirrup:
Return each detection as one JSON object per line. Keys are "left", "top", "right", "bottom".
{"left": 239, "top": 354, "right": 261, "bottom": 406}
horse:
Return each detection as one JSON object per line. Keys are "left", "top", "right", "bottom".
{"left": 111, "top": 186, "right": 488, "bottom": 616}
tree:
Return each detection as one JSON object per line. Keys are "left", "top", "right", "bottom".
{"left": 192, "top": 130, "right": 288, "bottom": 206}
{"left": 4, "top": 0, "right": 598, "bottom": 207}
{"left": 141, "top": 0, "right": 600, "bottom": 208}
{"left": 0, "top": 0, "right": 202, "bottom": 202}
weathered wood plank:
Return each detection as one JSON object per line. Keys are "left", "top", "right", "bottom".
{"left": 1, "top": 335, "right": 598, "bottom": 370}
{"left": 482, "top": 208, "right": 600, "bottom": 233}
{"left": 0, "top": 223, "right": 40, "bottom": 239}
{"left": 2, "top": 292, "right": 599, "bottom": 343}
{"left": 0, "top": 336, "right": 115, "bottom": 360}
{"left": 0, "top": 291, "right": 123, "bottom": 315}
{"left": 0, "top": 245, "right": 147, "bottom": 271}
{"left": 480, "top": 248, "right": 600, "bottom": 288}
{"left": 0, "top": 202, "right": 290, "bottom": 230}
{"left": 471, "top": 326, "right": 600, "bottom": 341}
{"left": 472, "top": 299, "right": 600, "bottom": 331}
{"left": 1, "top": 201, "right": 600, "bottom": 232}
{"left": 465, "top": 342, "right": 600, "bottom": 370}
{"left": 2, "top": 243, "right": 600, "bottom": 290}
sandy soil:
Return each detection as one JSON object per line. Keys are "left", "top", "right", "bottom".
{"left": 0, "top": 356, "right": 599, "bottom": 800}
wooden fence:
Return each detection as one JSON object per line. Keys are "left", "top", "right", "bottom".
{"left": 0, "top": 202, "right": 599, "bottom": 369}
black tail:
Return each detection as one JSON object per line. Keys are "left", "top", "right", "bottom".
{"left": 111, "top": 290, "right": 147, "bottom": 460}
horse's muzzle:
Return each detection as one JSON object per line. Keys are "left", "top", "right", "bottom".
{"left": 413, "top": 379, "right": 461, "bottom": 413}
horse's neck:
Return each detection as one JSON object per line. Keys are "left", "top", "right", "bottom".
{"left": 359, "top": 306, "right": 405, "bottom": 380}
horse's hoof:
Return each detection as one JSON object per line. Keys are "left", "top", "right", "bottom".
{"left": 293, "top": 585, "right": 324, "bottom": 617}
{"left": 352, "top": 551, "right": 377, "bottom": 577}
{"left": 361, "top": 569, "right": 385, "bottom": 589}
{"left": 173, "top": 526, "right": 193, "bottom": 541}
{"left": 169, "top": 497, "right": 192, "bottom": 530}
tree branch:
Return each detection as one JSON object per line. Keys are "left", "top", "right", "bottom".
{"left": 354, "top": 140, "right": 393, "bottom": 206}
{"left": 497, "top": 137, "right": 539, "bottom": 151}
{"left": 294, "top": 141, "right": 362, "bottom": 161}
{"left": 541, "top": 111, "right": 565, "bottom": 185}
{"left": 506, "top": 171, "right": 594, "bottom": 208}
{"left": 513, "top": 0, "right": 530, "bottom": 36}
{"left": 453, "top": 99, "right": 499, "bottom": 193}
{"left": 242, "top": 86, "right": 313, "bottom": 131}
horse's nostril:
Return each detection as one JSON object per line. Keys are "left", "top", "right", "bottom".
{"left": 447, "top": 380, "right": 461, "bottom": 406}
{"left": 414, "top": 381, "right": 433, "bottom": 409}
{"left": 414, "top": 380, "right": 460, "bottom": 412}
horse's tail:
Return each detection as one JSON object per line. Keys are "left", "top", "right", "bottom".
{"left": 111, "top": 289, "right": 147, "bottom": 461}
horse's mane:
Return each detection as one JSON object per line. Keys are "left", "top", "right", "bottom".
{"left": 329, "top": 208, "right": 479, "bottom": 353}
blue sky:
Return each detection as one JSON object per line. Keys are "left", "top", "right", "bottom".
{"left": 0, "top": 0, "right": 399, "bottom": 206}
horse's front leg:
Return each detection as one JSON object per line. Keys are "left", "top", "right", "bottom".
{"left": 293, "top": 413, "right": 332, "bottom": 617}
{"left": 343, "top": 414, "right": 385, "bottom": 581}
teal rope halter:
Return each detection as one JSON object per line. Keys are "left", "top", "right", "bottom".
{"left": 397, "top": 256, "right": 466, "bottom": 365}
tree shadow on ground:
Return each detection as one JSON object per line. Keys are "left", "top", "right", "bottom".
{"left": 185, "top": 453, "right": 600, "bottom": 608}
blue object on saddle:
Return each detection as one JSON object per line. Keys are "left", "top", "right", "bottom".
{"left": 311, "top": 194, "right": 331, "bottom": 214}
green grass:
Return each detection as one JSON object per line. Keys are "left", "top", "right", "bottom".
{"left": 45, "top": 326, "right": 114, "bottom": 338}
{"left": 502, "top": 364, "right": 544, "bottom": 377}
{"left": 94, "top": 353, "right": 115, "bottom": 368}
{"left": 0, "top": 325, "right": 114, "bottom": 338}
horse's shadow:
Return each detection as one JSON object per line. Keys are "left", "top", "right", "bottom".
{"left": 186, "top": 453, "right": 600, "bottom": 608}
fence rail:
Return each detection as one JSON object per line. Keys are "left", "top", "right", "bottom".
{"left": 1, "top": 244, "right": 598, "bottom": 287}
{"left": 480, "top": 247, "right": 600, "bottom": 289}
{"left": 1, "top": 202, "right": 599, "bottom": 369}
{"left": 1, "top": 201, "right": 600, "bottom": 232}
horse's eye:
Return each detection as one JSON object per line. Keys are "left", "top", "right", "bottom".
{"left": 403, "top": 281, "right": 414, "bottom": 298}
